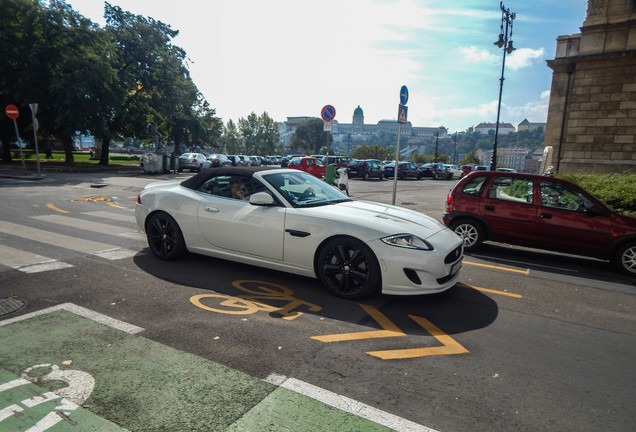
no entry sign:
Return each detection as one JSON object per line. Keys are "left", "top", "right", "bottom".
{"left": 5, "top": 105, "right": 19, "bottom": 119}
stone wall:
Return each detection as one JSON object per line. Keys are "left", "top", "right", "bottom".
{"left": 545, "top": 0, "right": 636, "bottom": 174}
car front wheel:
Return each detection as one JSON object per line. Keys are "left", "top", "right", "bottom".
{"left": 146, "top": 212, "right": 187, "bottom": 260}
{"left": 614, "top": 242, "right": 636, "bottom": 275}
{"left": 450, "top": 219, "right": 485, "bottom": 251}
{"left": 316, "top": 237, "right": 381, "bottom": 299}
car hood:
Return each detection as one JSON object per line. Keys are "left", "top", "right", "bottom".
{"left": 299, "top": 200, "right": 448, "bottom": 239}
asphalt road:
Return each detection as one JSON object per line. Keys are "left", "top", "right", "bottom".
{"left": 1, "top": 168, "right": 634, "bottom": 432}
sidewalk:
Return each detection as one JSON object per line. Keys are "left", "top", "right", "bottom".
{"left": 0, "top": 161, "right": 143, "bottom": 180}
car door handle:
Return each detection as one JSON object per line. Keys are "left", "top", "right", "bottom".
{"left": 204, "top": 207, "right": 219, "bottom": 213}
{"left": 484, "top": 205, "right": 495, "bottom": 211}
{"left": 540, "top": 212, "right": 552, "bottom": 219}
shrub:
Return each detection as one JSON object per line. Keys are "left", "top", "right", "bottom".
{"left": 556, "top": 173, "right": 636, "bottom": 216}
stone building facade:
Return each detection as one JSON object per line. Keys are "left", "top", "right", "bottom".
{"left": 544, "top": 0, "right": 636, "bottom": 174}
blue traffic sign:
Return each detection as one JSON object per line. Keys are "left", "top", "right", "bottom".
{"left": 400, "top": 86, "right": 409, "bottom": 105}
{"left": 321, "top": 105, "right": 336, "bottom": 122}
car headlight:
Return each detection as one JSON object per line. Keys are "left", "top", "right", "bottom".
{"left": 380, "top": 234, "right": 433, "bottom": 251}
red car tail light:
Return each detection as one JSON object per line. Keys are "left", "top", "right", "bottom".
{"left": 445, "top": 194, "right": 453, "bottom": 212}
{"left": 137, "top": 194, "right": 142, "bottom": 204}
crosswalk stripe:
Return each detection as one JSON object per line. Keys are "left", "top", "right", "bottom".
{"left": 30, "top": 214, "right": 133, "bottom": 235}
{"left": 81, "top": 211, "right": 135, "bottom": 222}
{"left": 0, "top": 244, "right": 73, "bottom": 273}
{"left": 0, "top": 220, "right": 134, "bottom": 260}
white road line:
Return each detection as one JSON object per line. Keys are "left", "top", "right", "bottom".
{"left": 0, "top": 244, "right": 73, "bottom": 273}
{"left": 31, "top": 214, "right": 132, "bottom": 235}
{"left": 0, "top": 303, "right": 144, "bottom": 334}
{"left": 266, "top": 373, "right": 439, "bottom": 432}
{"left": 0, "top": 220, "right": 135, "bottom": 260}
{"left": 81, "top": 211, "right": 135, "bottom": 222}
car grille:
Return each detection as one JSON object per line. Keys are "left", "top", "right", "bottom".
{"left": 444, "top": 245, "right": 463, "bottom": 264}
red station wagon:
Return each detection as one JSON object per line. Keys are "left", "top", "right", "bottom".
{"left": 443, "top": 172, "right": 636, "bottom": 275}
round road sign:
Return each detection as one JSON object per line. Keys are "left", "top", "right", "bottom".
{"left": 321, "top": 105, "right": 336, "bottom": 122}
{"left": 6, "top": 105, "right": 19, "bottom": 119}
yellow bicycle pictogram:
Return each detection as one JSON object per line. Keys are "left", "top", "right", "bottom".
{"left": 190, "top": 280, "right": 322, "bottom": 320}
{"left": 70, "top": 196, "right": 112, "bottom": 203}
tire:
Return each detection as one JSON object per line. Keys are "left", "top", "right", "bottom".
{"left": 379, "top": 172, "right": 384, "bottom": 180}
{"left": 450, "top": 219, "right": 485, "bottom": 251}
{"left": 145, "top": 212, "right": 187, "bottom": 260}
{"left": 316, "top": 237, "right": 381, "bottom": 299}
{"left": 614, "top": 242, "right": 636, "bottom": 275}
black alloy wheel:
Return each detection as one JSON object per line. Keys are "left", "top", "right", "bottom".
{"left": 146, "top": 212, "right": 187, "bottom": 260}
{"left": 317, "top": 237, "right": 381, "bottom": 299}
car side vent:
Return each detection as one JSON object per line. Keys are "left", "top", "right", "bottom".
{"left": 403, "top": 269, "right": 422, "bottom": 285}
{"left": 444, "top": 245, "right": 463, "bottom": 264}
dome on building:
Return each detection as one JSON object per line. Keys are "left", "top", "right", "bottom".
{"left": 353, "top": 105, "right": 363, "bottom": 116}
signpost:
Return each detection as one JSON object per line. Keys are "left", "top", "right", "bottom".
{"left": 5, "top": 105, "right": 26, "bottom": 169}
{"left": 29, "top": 103, "right": 41, "bottom": 176}
{"left": 321, "top": 105, "right": 336, "bottom": 159}
{"left": 392, "top": 87, "right": 408, "bottom": 205}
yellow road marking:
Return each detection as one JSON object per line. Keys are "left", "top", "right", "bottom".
{"left": 368, "top": 315, "right": 469, "bottom": 359}
{"left": 464, "top": 260, "right": 529, "bottom": 275}
{"left": 107, "top": 202, "right": 127, "bottom": 209}
{"left": 457, "top": 282, "right": 523, "bottom": 298}
{"left": 311, "top": 304, "right": 405, "bottom": 342}
{"left": 46, "top": 203, "right": 70, "bottom": 214}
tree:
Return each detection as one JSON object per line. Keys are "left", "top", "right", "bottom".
{"left": 459, "top": 150, "right": 480, "bottom": 165}
{"left": 222, "top": 119, "right": 242, "bottom": 154}
{"left": 290, "top": 118, "right": 330, "bottom": 155}
{"left": 238, "top": 112, "right": 279, "bottom": 155}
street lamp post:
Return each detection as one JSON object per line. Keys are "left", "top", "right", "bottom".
{"left": 492, "top": 1, "right": 516, "bottom": 172}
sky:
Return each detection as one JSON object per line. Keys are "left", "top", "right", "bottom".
{"left": 65, "top": 0, "right": 588, "bottom": 133}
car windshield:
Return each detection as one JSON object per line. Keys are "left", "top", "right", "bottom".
{"left": 262, "top": 171, "right": 352, "bottom": 208}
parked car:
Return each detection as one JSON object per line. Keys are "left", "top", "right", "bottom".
{"left": 178, "top": 153, "right": 211, "bottom": 172}
{"left": 347, "top": 159, "right": 384, "bottom": 180}
{"left": 248, "top": 156, "right": 261, "bottom": 166}
{"left": 444, "top": 164, "right": 462, "bottom": 179}
{"left": 280, "top": 157, "right": 290, "bottom": 167}
{"left": 443, "top": 171, "right": 636, "bottom": 275}
{"left": 226, "top": 155, "right": 241, "bottom": 166}
{"left": 237, "top": 155, "right": 251, "bottom": 166}
{"left": 287, "top": 156, "right": 326, "bottom": 178}
{"left": 324, "top": 156, "right": 353, "bottom": 168}
{"left": 136, "top": 167, "right": 464, "bottom": 299}
{"left": 460, "top": 165, "right": 476, "bottom": 177}
{"left": 382, "top": 161, "right": 422, "bottom": 180}
{"left": 207, "top": 153, "right": 231, "bottom": 167}
{"left": 496, "top": 167, "right": 517, "bottom": 173}
{"left": 420, "top": 163, "right": 452, "bottom": 180}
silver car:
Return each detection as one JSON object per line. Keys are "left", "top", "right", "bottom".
{"left": 178, "top": 153, "right": 211, "bottom": 172}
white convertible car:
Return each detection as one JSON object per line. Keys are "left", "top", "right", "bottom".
{"left": 135, "top": 167, "right": 464, "bottom": 299}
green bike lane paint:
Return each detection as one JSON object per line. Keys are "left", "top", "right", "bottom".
{"left": 0, "top": 303, "right": 433, "bottom": 432}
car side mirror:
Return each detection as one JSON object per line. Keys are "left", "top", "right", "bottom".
{"left": 585, "top": 204, "right": 609, "bottom": 217}
{"left": 249, "top": 192, "right": 276, "bottom": 206}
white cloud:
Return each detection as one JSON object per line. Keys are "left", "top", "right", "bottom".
{"left": 506, "top": 48, "right": 546, "bottom": 70}
{"left": 458, "top": 46, "right": 497, "bottom": 63}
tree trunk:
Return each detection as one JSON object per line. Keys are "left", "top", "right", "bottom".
{"left": 99, "top": 136, "right": 110, "bottom": 165}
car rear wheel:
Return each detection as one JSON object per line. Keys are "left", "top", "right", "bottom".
{"left": 450, "top": 219, "right": 485, "bottom": 251}
{"left": 146, "top": 212, "right": 187, "bottom": 260}
{"left": 614, "top": 242, "right": 636, "bottom": 275}
{"left": 316, "top": 237, "right": 381, "bottom": 299}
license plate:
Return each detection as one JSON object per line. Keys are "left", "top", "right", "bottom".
{"left": 451, "top": 261, "right": 462, "bottom": 275}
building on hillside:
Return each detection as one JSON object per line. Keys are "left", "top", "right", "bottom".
{"left": 544, "top": 0, "right": 636, "bottom": 174}
{"left": 476, "top": 147, "right": 543, "bottom": 174}
{"left": 517, "top": 119, "right": 546, "bottom": 132}
{"left": 474, "top": 122, "right": 516, "bottom": 135}
{"left": 280, "top": 106, "right": 447, "bottom": 154}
